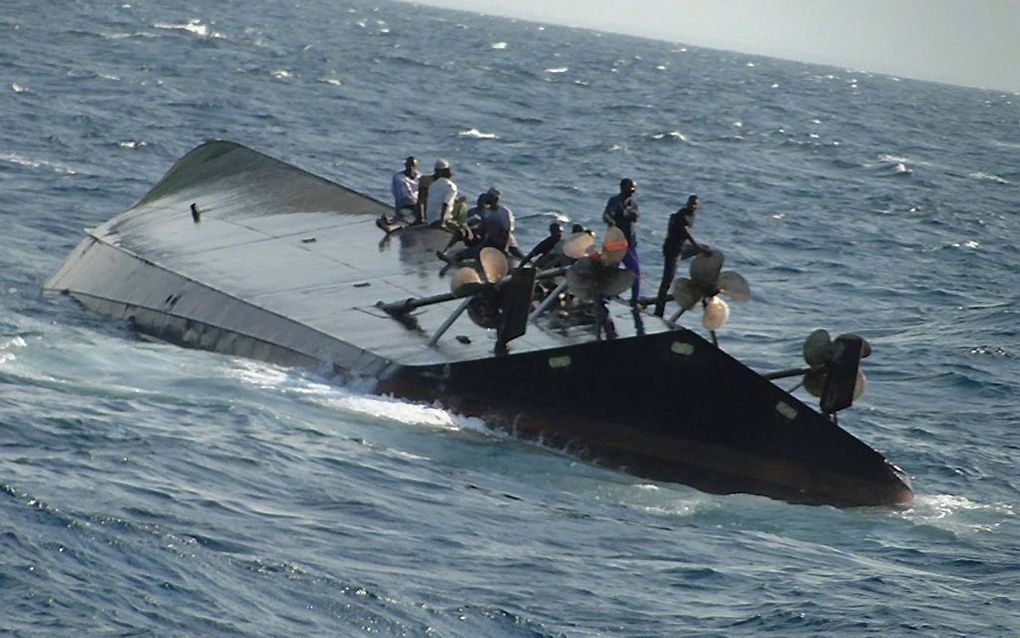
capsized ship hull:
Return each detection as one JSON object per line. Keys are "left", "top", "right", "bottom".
{"left": 45, "top": 141, "right": 912, "bottom": 507}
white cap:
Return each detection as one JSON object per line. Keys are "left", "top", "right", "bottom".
{"left": 434, "top": 158, "right": 450, "bottom": 171}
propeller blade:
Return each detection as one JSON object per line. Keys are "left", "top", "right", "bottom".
{"left": 804, "top": 367, "right": 826, "bottom": 397}
{"left": 853, "top": 371, "right": 866, "bottom": 400}
{"left": 838, "top": 333, "right": 872, "bottom": 358}
{"left": 717, "top": 271, "right": 751, "bottom": 302}
{"left": 562, "top": 232, "right": 595, "bottom": 260}
{"left": 599, "top": 268, "right": 636, "bottom": 297}
{"left": 600, "top": 226, "right": 629, "bottom": 267}
{"left": 680, "top": 241, "right": 710, "bottom": 260}
{"left": 479, "top": 247, "right": 509, "bottom": 283}
{"left": 671, "top": 277, "right": 702, "bottom": 310}
{"left": 702, "top": 296, "right": 730, "bottom": 330}
{"left": 566, "top": 259, "right": 598, "bottom": 301}
{"left": 450, "top": 266, "right": 483, "bottom": 296}
{"left": 803, "top": 328, "right": 833, "bottom": 366}
{"left": 690, "top": 249, "right": 724, "bottom": 289}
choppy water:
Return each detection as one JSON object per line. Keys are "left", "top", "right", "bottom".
{"left": 3, "top": 1, "right": 1019, "bottom": 635}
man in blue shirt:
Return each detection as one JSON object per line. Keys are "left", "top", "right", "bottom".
{"left": 602, "top": 178, "right": 640, "bottom": 306}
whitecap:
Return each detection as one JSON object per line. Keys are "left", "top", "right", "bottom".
{"left": 545, "top": 67, "right": 569, "bottom": 74}
{"left": 951, "top": 240, "right": 981, "bottom": 249}
{"left": 1, "top": 336, "right": 28, "bottom": 350}
{"left": 319, "top": 78, "right": 343, "bottom": 87}
{"left": 655, "top": 65, "right": 666, "bottom": 71}
{"left": 11, "top": 83, "right": 27, "bottom": 94}
{"left": 651, "top": 130, "right": 687, "bottom": 142}
{"left": 270, "top": 69, "right": 291, "bottom": 79}
{"left": 118, "top": 140, "right": 146, "bottom": 149}
{"left": 458, "top": 128, "right": 498, "bottom": 139}
{"left": 877, "top": 154, "right": 909, "bottom": 163}
{"left": 0, "top": 152, "right": 78, "bottom": 174}
{"left": 153, "top": 19, "right": 224, "bottom": 38}
{"left": 969, "top": 171, "right": 1009, "bottom": 185}
{"left": 491, "top": 41, "right": 507, "bottom": 50}
{"left": 896, "top": 494, "right": 1015, "bottom": 533}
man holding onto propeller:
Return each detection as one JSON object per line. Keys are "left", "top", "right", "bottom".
{"left": 654, "top": 195, "right": 711, "bottom": 317}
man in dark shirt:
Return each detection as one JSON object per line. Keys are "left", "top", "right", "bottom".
{"left": 519, "top": 222, "right": 564, "bottom": 268}
{"left": 654, "top": 195, "right": 709, "bottom": 317}
{"left": 602, "top": 178, "right": 640, "bottom": 305}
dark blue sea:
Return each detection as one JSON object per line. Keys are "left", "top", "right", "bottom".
{"left": 3, "top": 1, "right": 1019, "bottom": 635}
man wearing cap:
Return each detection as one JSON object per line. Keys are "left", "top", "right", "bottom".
{"left": 603, "top": 177, "right": 641, "bottom": 306}
{"left": 423, "top": 159, "right": 458, "bottom": 225}
{"left": 379, "top": 156, "right": 420, "bottom": 232}
{"left": 480, "top": 187, "right": 518, "bottom": 255}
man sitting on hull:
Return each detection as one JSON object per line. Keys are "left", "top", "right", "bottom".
{"left": 377, "top": 155, "right": 420, "bottom": 233}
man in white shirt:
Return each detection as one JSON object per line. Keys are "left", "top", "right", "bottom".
{"left": 378, "top": 156, "right": 420, "bottom": 233}
{"left": 424, "top": 159, "right": 457, "bottom": 225}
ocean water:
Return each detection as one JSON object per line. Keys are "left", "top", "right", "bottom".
{"left": 2, "top": 0, "right": 1019, "bottom": 635}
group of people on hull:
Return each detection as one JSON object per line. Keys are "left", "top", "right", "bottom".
{"left": 378, "top": 156, "right": 710, "bottom": 317}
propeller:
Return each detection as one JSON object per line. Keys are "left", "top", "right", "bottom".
{"left": 799, "top": 329, "right": 871, "bottom": 413}
{"left": 599, "top": 226, "right": 628, "bottom": 267}
{"left": 564, "top": 230, "right": 635, "bottom": 302}
{"left": 561, "top": 231, "right": 595, "bottom": 260}
{"left": 479, "top": 247, "right": 509, "bottom": 283}
{"left": 669, "top": 249, "right": 750, "bottom": 331}
{"left": 450, "top": 247, "right": 510, "bottom": 296}
{"left": 450, "top": 266, "right": 484, "bottom": 296}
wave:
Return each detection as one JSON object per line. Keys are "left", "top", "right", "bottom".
{"left": 458, "top": 128, "right": 499, "bottom": 139}
{"left": 968, "top": 171, "right": 1010, "bottom": 185}
{"left": 0, "top": 152, "right": 79, "bottom": 174}
{"left": 648, "top": 130, "right": 688, "bottom": 142}
{"left": 152, "top": 19, "right": 225, "bottom": 39}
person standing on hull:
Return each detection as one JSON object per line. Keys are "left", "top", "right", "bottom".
{"left": 424, "top": 159, "right": 458, "bottom": 226}
{"left": 378, "top": 155, "right": 420, "bottom": 233}
{"left": 654, "top": 195, "right": 710, "bottom": 317}
{"left": 603, "top": 177, "right": 641, "bottom": 306}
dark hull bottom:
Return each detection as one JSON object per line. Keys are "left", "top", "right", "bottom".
{"left": 64, "top": 289, "right": 912, "bottom": 508}
{"left": 383, "top": 330, "right": 912, "bottom": 508}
